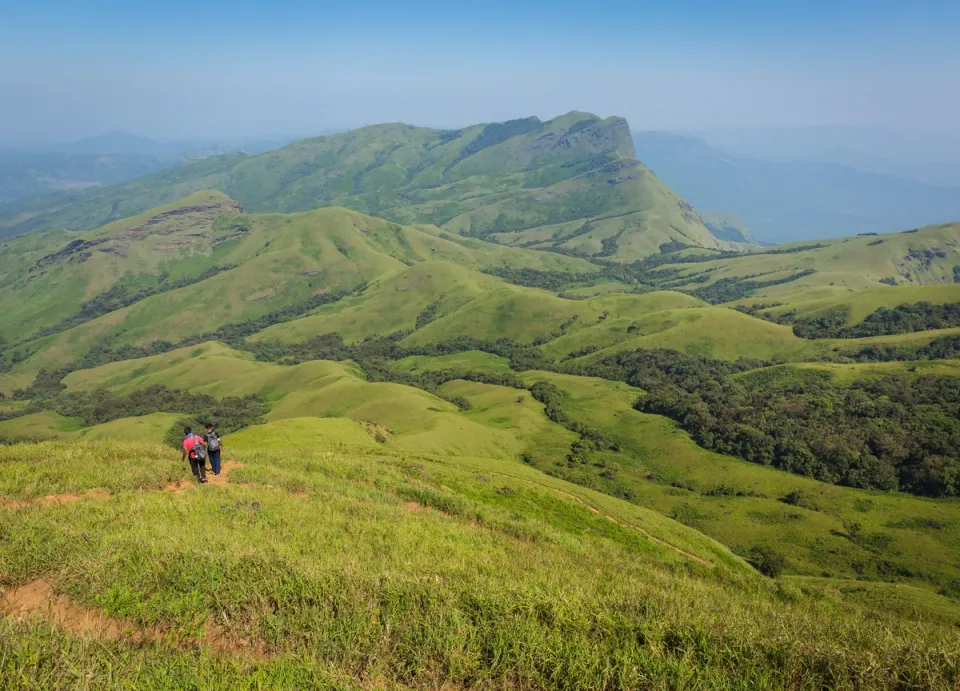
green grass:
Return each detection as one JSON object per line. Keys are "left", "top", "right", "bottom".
{"left": 503, "top": 369, "right": 960, "bottom": 597}
{"left": 665, "top": 222, "right": 960, "bottom": 304}
{"left": 1, "top": 441, "right": 958, "bottom": 688}
{"left": 435, "top": 379, "right": 578, "bottom": 466}
{"left": 0, "top": 441, "right": 181, "bottom": 498}
{"left": 0, "top": 412, "right": 84, "bottom": 442}
{"left": 543, "top": 306, "right": 828, "bottom": 362}
{"left": 760, "top": 283, "right": 960, "bottom": 324}
{"left": 826, "top": 326, "right": 960, "bottom": 354}
{"left": 227, "top": 417, "right": 391, "bottom": 452}
{"left": 399, "top": 289, "right": 705, "bottom": 348}
{"left": 78, "top": 413, "right": 185, "bottom": 445}
{"left": 252, "top": 260, "right": 506, "bottom": 344}
{"left": 0, "top": 411, "right": 185, "bottom": 447}
{"left": 45, "top": 341, "right": 960, "bottom": 599}
{"left": 0, "top": 203, "right": 599, "bottom": 390}
{"left": 255, "top": 276, "right": 706, "bottom": 350}
{"left": 61, "top": 343, "right": 530, "bottom": 461}
{"left": 740, "top": 359, "right": 960, "bottom": 385}
{"left": 0, "top": 191, "right": 240, "bottom": 341}
{"left": 0, "top": 113, "right": 723, "bottom": 261}
{"left": 393, "top": 350, "right": 513, "bottom": 374}
{"left": 785, "top": 576, "right": 960, "bottom": 628}
{"left": 5, "top": 138, "right": 960, "bottom": 687}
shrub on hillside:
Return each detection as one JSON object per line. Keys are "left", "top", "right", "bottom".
{"left": 747, "top": 546, "right": 788, "bottom": 578}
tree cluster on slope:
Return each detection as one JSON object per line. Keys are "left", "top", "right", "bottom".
{"left": 573, "top": 348, "right": 960, "bottom": 497}
{"left": 792, "top": 302, "right": 960, "bottom": 339}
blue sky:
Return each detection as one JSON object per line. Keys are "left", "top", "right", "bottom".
{"left": 2, "top": 0, "right": 959, "bottom": 141}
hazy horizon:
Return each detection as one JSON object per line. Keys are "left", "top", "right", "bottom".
{"left": 3, "top": 0, "right": 960, "bottom": 146}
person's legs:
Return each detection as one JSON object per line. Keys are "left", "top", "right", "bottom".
{"left": 210, "top": 450, "right": 221, "bottom": 475}
{"left": 189, "top": 455, "right": 207, "bottom": 482}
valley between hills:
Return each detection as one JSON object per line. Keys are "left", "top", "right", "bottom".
{"left": 2, "top": 112, "right": 960, "bottom": 689}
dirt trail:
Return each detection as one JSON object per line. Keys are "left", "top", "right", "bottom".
{"left": 0, "top": 577, "right": 268, "bottom": 657}
{"left": 0, "top": 488, "right": 112, "bottom": 510}
{"left": 164, "top": 479, "right": 194, "bottom": 493}
{"left": 165, "top": 459, "right": 244, "bottom": 493}
{"left": 2, "top": 460, "right": 247, "bottom": 506}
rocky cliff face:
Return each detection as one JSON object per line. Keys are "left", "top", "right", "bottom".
{"left": 520, "top": 115, "right": 634, "bottom": 159}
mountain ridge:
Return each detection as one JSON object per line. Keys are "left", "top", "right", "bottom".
{"left": 0, "top": 113, "right": 734, "bottom": 260}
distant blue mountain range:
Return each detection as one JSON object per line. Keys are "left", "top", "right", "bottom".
{"left": 632, "top": 130, "right": 960, "bottom": 243}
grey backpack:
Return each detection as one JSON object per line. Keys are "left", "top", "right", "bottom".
{"left": 190, "top": 436, "right": 207, "bottom": 460}
{"left": 207, "top": 432, "right": 220, "bottom": 452}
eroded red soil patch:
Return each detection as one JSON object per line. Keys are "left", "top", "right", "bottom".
{"left": 0, "top": 578, "right": 268, "bottom": 657}
{"left": 0, "top": 487, "right": 112, "bottom": 510}
{"left": 40, "top": 487, "right": 111, "bottom": 506}
{"left": 164, "top": 479, "right": 194, "bottom": 493}
{"left": 207, "top": 459, "right": 243, "bottom": 486}
{"left": 0, "top": 578, "right": 160, "bottom": 642}
{"left": 165, "top": 459, "right": 245, "bottom": 493}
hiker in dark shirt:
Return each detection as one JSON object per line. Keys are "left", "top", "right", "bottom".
{"left": 204, "top": 422, "right": 223, "bottom": 475}
{"left": 181, "top": 426, "right": 208, "bottom": 483}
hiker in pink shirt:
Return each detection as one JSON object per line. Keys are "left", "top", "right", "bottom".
{"left": 181, "top": 426, "right": 208, "bottom": 484}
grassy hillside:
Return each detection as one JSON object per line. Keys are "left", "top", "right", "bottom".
{"left": 252, "top": 261, "right": 506, "bottom": 344}
{"left": 3, "top": 148, "right": 960, "bottom": 687}
{"left": 662, "top": 222, "right": 960, "bottom": 303}
{"left": 0, "top": 411, "right": 84, "bottom": 441}
{"left": 2, "top": 441, "right": 958, "bottom": 688}
{"left": 58, "top": 342, "right": 566, "bottom": 462}
{"left": 744, "top": 359, "right": 960, "bottom": 385}
{"left": 0, "top": 113, "right": 727, "bottom": 261}
{"left": 757, "top": 282, "right": 960, "bottom": 324}
{"left": 0, "top": 201, "right": 595, "bottom": 375}
{"left": 251, "top": 271, "right": 709, "bottom": 350}
{"left": 508, "top": 369, "right": 960, "bottom": 596}
{"left": 0, "top": 191, "right": 241, "bottom": 340}
{"left": 4, "top": 340, "right": 948, "bottom": 599}
{"left": 540, "top": 306, "right": 829, "bottom": 362}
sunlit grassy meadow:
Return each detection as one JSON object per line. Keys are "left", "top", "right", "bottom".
{"left": 2, "top": 442, "right": 958, "bottom": 689}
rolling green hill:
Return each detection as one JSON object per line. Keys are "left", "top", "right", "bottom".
{"left": 0, "top": 113, "right": 730, "bottom": 261}
{"left": 56, "top": 342, "right": 570, "bottom": 462}
{"left": 539, "top": 306, "right": 829, "bottom": 362}
{"left": 756, "top": 282, "right": 960, "bottom": 324}
{"left": 6, "top": 441, "right": 959, "bottom": 688}
{"left": 0, "top": 196, "right": 597, "bottom": 375}
{"left": 253, "top": 263, "right": 707, "bottom": 348}
{"left": 662, "top": 222, "right": 960, "bottom": 303}
{"left": 0, "top": 191, "right": 243, "bottom": 341}
{"left": 3, "top": 123, "right": 960, "bottom": 687}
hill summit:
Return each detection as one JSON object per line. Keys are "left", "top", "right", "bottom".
{"left": 0, "top": 112, "right": 734, "bottom": 260}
